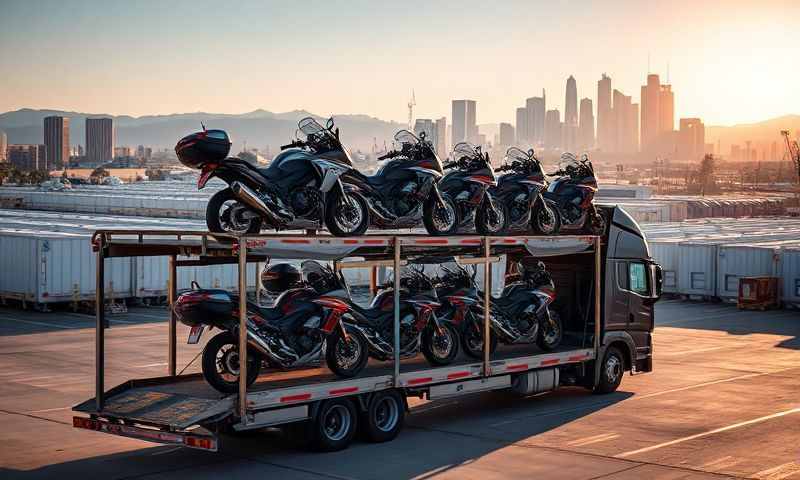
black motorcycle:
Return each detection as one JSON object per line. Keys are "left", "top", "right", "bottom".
{"left": 347, "top": 267, "right": 460, "bottom": 366}
{"left": 176, "top": 117, "right": 356, "bottom": 235}
{"left": 491, "top": 147, "right": 559, "bottom": 235}
{"left": 333, "top": 130, "right": 458, "bottom": 236}
{"left": 173, "top": 261, "right": 369, "bottom": 393}
{"left": 454, "top": 261, "right": 563, "bottom": 358}
{"left": 543, "top": 153, "right": 605, "bottom": 235}
{"left": 437, "top": 142, "right": 502, "bottom": 234}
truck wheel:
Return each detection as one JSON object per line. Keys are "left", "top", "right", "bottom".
{"left": 360, "top": 390, "right": 405, "bottom": 443}
{"left": 201, "top": 332, "right": 261, "bottom": 394}
{"left": 594, "top": 346, "right": 624, "bottom": 394}
{"left": 311, "top": 398, "right": 358, "bottom": 451}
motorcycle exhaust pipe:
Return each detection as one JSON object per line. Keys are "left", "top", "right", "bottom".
{"left": 230, "top": 181, "right": 290, "bottom": 225}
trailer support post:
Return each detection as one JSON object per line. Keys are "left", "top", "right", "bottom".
{"left": 370, "top": 265, "right": 378, "bottom": 295}
{"left": 483, "top": 237, "right": 491, "bottom": 377}
{"left": 238, "top": 238, "right": 248, "bottom": 424}
{"left": 594, "top": 237, "right": 601, "bottom": 354}
{"left": 393, "top": 236, "right": 401, "bottom": 386}
{"left": 168, "top": 254, "right": 177, "bottom": 377}
{"left": 95, "top": 241, "right": 105, "bottom": 411}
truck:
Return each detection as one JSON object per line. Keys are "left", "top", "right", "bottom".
{"left": 73, "top": 206, "right": 662, "bottom": 452}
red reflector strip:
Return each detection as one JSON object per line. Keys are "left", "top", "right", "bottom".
{"left": 568, "top": 354, "right": 590, "bottom": 362}
{"left": 447, "top": 371, "right": 471, "bottom": 380}
{"left": 407, "top": 377, "right": 433, "bottom": 385}
{"left": 342, "top": 239, "right": 358, "bottom": 244}
{"left": 185, "top": 436, "right": 216, "bottom": 450}
{"left": 506, "top": 364, "right": 528, "bottom": 371}
{"left": 363, "top": 239, "right": 386, "bottom": 245}
{"left": 329, "top": 386, "right": 359, "bottom": 395}
{"left": 459, "top": 238, "right": 482, "bottom": 245}
{"left": 541, "top": 358, "right": 560, "bottom": 366}
{"left": 280, "top": 393, "right": 312, "bottom": 403}
{"left": 281, "top": 239, "right": 311, "bottom": 244}
{"left": 415, "top": 239, "right": 449, "bottom": 245}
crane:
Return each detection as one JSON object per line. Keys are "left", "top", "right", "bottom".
{"left": 407, "top": 90, "right": 416, "bottom": 130}
{"left": 782, "top": 130, "right": 800, "bottom": 210}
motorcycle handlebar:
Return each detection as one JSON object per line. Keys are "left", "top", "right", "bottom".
{"left": 280, "top": 140, "right": 304, "bottom": 150}
{"left": 378, "top": 150, "right": 397, "bottom": 160}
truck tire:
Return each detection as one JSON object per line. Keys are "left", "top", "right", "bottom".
{"left": 201, "top": 332, "right": 261, "bottom": 394}
{"left": 360, "top": 390, "right": 405, "bottom": 443}
{"left": 594, "top": 346, "right": 624, "bottom": 394}
{"left": 310, "top": 398, "right": 358, "bottom": 451}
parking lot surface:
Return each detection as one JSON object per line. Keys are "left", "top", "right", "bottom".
{"left": 0, "top": 300, "right": 798, "bottom": 479}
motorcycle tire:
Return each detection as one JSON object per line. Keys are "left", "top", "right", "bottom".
{"left": 475, "top": 198, "right": 508, "bottom": 236}
{"left": 201, "top": 331, "right": 262, "bottom": 394}
{"left": 460, "top": 315, "right": 498, "bottom": 360}
{"left": 421, "top": 323, "right": 460, "bottom": 366}
{"left": 536, "top": 309, "right": 563, "bottom": 351}
{"left": 325, "top": 327, "right": 369, "bottom": 378}
{"left": 325, "top": 190, "right": 369, "bottom": 237}
{"left": 585, "top": 206, "right": 607, "bottom": 236}
{"left": 423, "top": 194, "right": 460, "bottom": 236}
{"left": 206, "top": 188, "right": 262, "bottom": 235}
{"left": 531, "top": 202, "right": 560, "bottom": 235}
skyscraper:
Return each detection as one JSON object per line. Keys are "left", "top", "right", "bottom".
{"left": 565, "top": 76, "right": 577, "bottom": 126}
{"left": 640, "top": 74, "right": 661, "bottom": 151}
{"left": 86, "top": 118, "right": 114, "bottom": 165}
{"left": 526, "top": 90, "right": 546, "bottom": 145}
{"left": 435, "top": 117, "right": 447, "bottom": 156}
{"left": 7, "top": 144, "right": 46, "bottom": 171}
{"left": 0, "top": 130, "right": 7, "bottom": 162}
{"left": 44, "top": 116, "right": 69, "bottom": 170}
{"left": 613, "top": 90, "right": 638, "bottom": 153}
{"left": 578, "top": 98, "right": 594, "bottom": 151}
{"left": 515, "top": 107, "right": 528, "bottom": 145}
{"left": 544, "top": 109, "right": 562, "bottom": 150}
{"left": 678, "top": 118, "right": 705, "bottom": 160}
{"left": 451, "top": 100, "right": 477, "bottom": 145}
{"left": 499, "top": 122, "right": 515, "bottom": 148}
{"left": 597, "top": 74, "right": 613, "bottom": 151}
{"left": 659, "top": 84, "right": 674, "bottom": 134}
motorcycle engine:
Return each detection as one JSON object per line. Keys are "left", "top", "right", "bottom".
{"left": 391, "top": 181, "right": 420, "bottom": 217}
{"left": 290, "top": 187, "right": 321, "bottom": 218}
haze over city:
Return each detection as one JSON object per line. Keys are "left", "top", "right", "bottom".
{"left": 1, "top": 0, "right": 798, "bottom": 126}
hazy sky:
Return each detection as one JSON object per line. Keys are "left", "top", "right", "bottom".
{"left": 1, "top": 0, "right": 797, "bottom": 126}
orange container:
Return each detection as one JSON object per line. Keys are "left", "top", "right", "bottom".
{"left": 737, "top": 277, "right": 779, "bottom": 310}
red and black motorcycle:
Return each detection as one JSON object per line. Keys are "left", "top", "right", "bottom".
{"left": 437, "top": 142, "right": 501, "bottom": 234}
{"left": 543, "top": 153, "right": 605, "bottom": 235}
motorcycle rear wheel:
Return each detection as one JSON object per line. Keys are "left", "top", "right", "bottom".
{"left": 206, "top": 188, "right": 263, "bottom": 235}
{"left": 423, "top": 194, "right": 459, "bottom": 236}
{"left": 201, "top": 331, "right": 262, "bottom": 394}
{"left": 535, "top": 309, "right": 563, "bottom": 351}
{"left": 461, "top": 315, "right": 498, "bottom": 360}
{"left": 475, "top": 198, "right": 508, "bottom": 236}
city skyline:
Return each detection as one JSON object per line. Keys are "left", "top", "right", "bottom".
{"left": 1, "top": 0, "right": 797, "bottom": 126}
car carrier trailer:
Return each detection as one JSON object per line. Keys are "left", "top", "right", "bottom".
{"left": 73, "top": 206, "right": 661, "bottom": 452}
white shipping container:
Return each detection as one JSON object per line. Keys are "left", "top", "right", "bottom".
{"left": 715, "top": 245, "right": 780, "bottom": 299}
{"left": 649, "top": 240, "right": 681, "bottom": 293}
{"left": 677, "top": 242, "right": 717, "bottom": 297}
{"left": 780, "top": 248, "right": 800, "bottom": 307}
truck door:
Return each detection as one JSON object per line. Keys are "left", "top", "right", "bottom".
{"left": 626, "top": 261, "right": 655, "bottom": 333}
{"left": 606, "top": 260, "right": 630, "bottom": 330}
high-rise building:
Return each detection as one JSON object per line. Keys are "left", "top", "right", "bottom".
{"left": 435, "top": 117, "right": 447, "bottom": 156}
{"left": 597, "top": 74, "right": 613, "bottom": 151}
{"left": 86, "top": 117, "right": 114, "bottom": 165}
{"left": 499, "top": 123, "right": 515, "bottom": 147}
{"left": 677, "top": 118, "right": 705, "bottom": 160}
{"left": 659, "top": 84, "right": 674, "bottom": 134}
{"left": 43, "top": 116, "right": 69, "bottom": 170}
{"left": 0, "top": 130, "right": 7, "bottom": 162}
{"left": 451, "top": 100, "right": 477, "bottom": 145}
{"left": 565, "top": 76, "right": 578, "bottom": 126}
{"left": 544, "top": 109, "right": 562, "bottom": 150}
{"left": 613, "top": 90, "right": 634, "bottom": 153}
{"left": 630, "top": 103, "right": 640, "bottom": 153}
{"left": 7, "top": 144, "right": 46, "bottom": 171}
{"left": 515, "top": 107, "right": 528, "bottom": 145}
{"left": 640, "top": 74, "right": 660, "bottom": 150}
{"left": 526, "top": 90, "right": 546, "bottom": 145}
{"left": 578, "top": 98, "right": 595, "bottom": 151}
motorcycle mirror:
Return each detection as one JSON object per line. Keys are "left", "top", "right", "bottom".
{"left": 326, "top": 117, "right": 334, "bottom": 130}
{"left": 335, "top": 127, "right": 340, "bottom": 139}
{"left": 200, "top": 122, "right": 206, "bottom": 132}
{"left": 527, "top": 148, "right": 535, "bottom": 158}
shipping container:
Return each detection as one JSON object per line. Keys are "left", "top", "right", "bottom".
{"left": 781, "top": 247, "right": 800, "bottom": 308}
{"left": 716, "top": 244, "right": 780, "bottom": 300}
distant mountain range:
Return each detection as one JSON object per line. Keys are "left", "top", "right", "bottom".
{"left": 0, "top": 108, "right": 406, "bottom": 153}
{"left": 0, "top": 108, "right": 797, "bottom": 156}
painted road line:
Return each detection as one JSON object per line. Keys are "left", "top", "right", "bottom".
{"left": 632, "top": 366, "right": 798, "bottom": 400}
{"left": 658, "top": 346, "right": 728, "bottom": 356}
{"left": 701, "top": 456, "right": 740, "bottom": 470}
{"left": 134, "top": 362, "right": 168, "bottom": 368}
{"left": 0, "top": 314, "right": 77, "bottom": 330}
{"left": 616, "top": 407, "right": 800, "bottom": 458}
{"left": 25, "top": 406, "right": 71, "bottom": 414}
{"left": 566, "top": 432, "right": 620, "bottom": 447}
{"left": 753, "top": 461, "right": 800, "bottom": 480}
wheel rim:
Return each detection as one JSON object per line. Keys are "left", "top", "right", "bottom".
{"left": 605, "top": 355, "right": 622, "bottom": 384}
{"left": 537, "top": 207, "right": 556, "bottom": 234}
{"left": 484, "top": 201, "right": 505, "bottom": 233}
{"left": 466, "top": 321, "right": 484, "bottom": 353}
{"left": 432, "top": 197, "right": 456, "bottom": 232}
{"left": 323, "top": 405, "right": 351, "bottom": 441}
{"left": 373, "top": 397, "right": 400, "bottom": 432}
{"left": 216, "top": 345, "right": 240, "bottom": 382}
{"left": 542, "top": 314, "right": 561, "bottom": 346}
{"left": 431, "top": 327, "right": 454, "bottom": 359}
{"left": 219, "top": 200, "right": 254, "bottom": 234}
{"left": 333, "top": 195, "right": 363, "bottom": 233}
{"left": 335, "top": 336, "right": 362, "bottom": 371}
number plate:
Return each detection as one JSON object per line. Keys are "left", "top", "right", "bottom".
{"left": 187, "top": 325, "right": 204, "bottom": 344}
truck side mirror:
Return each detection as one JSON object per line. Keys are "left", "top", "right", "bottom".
{"left": 650, "top": 263, "right": 663, "bottom": 299}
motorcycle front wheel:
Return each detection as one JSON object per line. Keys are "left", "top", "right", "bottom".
{"left": 423, "top": 194, "right": 459, "bottom": 236}
{"left": 421, "top": 323, "right": 460, "bottom": 366}
{"left": 536, "top": 309, "right": 563, "bottom": 351}
{"left": 201, "top": 331, "right": 262, "bottom": 394}
{"left": 584, "top": 206, "right": 606, "bottom": 236}
{"left": 460, "top": 314, "right": 498, "bottom": 360}
{"left": 325, "top": 190, "right": 369, "bottom": 237}
{"left": 206, "top": 188, "right": 263, "bottom": 235}
{"left": 475, "top": 197, "right": 508, "bottom": 236}
{"left": 532, "top": 202, "right": 560, "bottom": 235}
{"left": 325, "top": 327, "right": 369, "bottom": 377}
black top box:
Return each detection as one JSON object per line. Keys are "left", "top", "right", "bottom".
{"left": 175, "top": 129, "right": 231, "bottom": 169}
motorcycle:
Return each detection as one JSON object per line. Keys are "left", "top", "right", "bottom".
{"left": 175, "top": 116, "right": 356, "bottom": 235}
{"left": 173, "top": 261, "right": 369, "bottom": 393}
{"left": 491, "top": 147, "right": 559, "bottom": 235}
{"left": 437, "top": 142, "right": 501, "bottom": 234}
{"left": 451, "top": 261, "right": 563, "bottom": 359}
{"left": 333, "top": 130, "right": 458, "bottom": 236}
{"left": 348, "top": 267, "right": 460, "bottom": 366}
{"left": 542, "top": 153, "right": 605, "bottom": 235}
